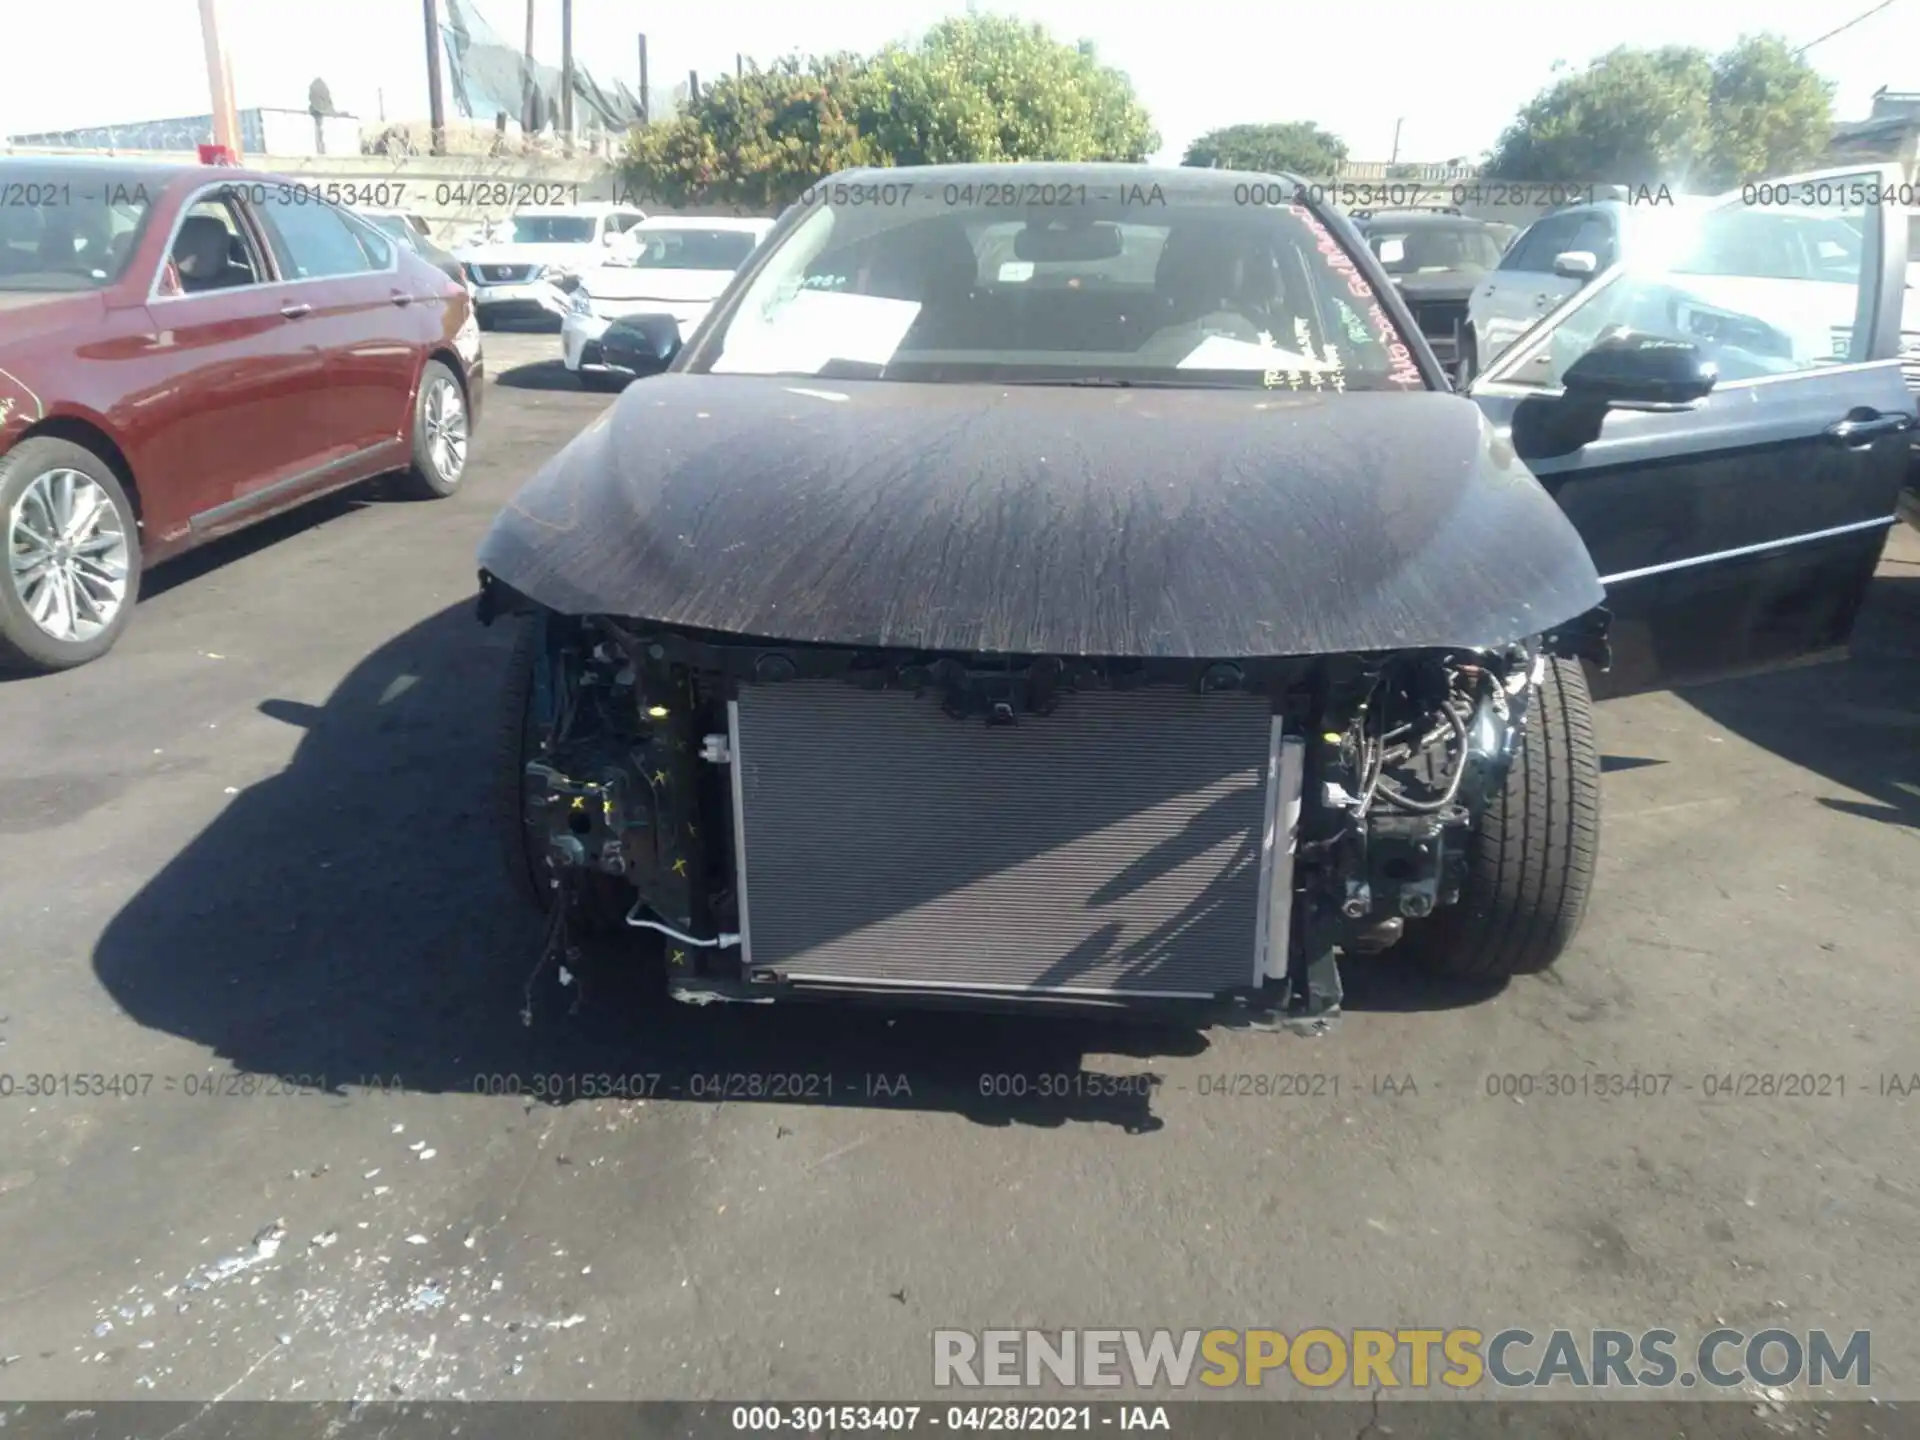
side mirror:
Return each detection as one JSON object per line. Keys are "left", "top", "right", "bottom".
{"left": 602, "top": 230, "right": 619, "bottom": 246}
{"left": 1552, "top": 250, "right": 1598, "bottom": 281}
{"left": 601, "top": 312, "right": 682, "bottom": 376}
{"left": 1561, "top": 331, "right": 1717, "bottom": 411}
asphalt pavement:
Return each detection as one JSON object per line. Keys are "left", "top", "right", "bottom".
{"left": 0, "top": 328, "right": 1915, "bottom": 1410}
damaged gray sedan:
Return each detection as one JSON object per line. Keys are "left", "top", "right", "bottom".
{"left": 475, "top": 162, "right": 1916, "bottom": 1021}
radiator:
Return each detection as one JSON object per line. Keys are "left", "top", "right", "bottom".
{"left": 727, "top": 680, "right": 1284, "bottom": 998}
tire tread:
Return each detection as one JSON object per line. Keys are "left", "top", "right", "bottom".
{"left": 1411, "top": 656, "right": 1600, "bottom": 978}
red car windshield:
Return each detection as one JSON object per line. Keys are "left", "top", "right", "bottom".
{"left": 0, "top": 165, "right": 157, "bottom": 291}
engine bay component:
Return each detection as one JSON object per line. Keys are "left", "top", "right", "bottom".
{"left": 501, "top": 605, "right": 1560, "bottom": 1019}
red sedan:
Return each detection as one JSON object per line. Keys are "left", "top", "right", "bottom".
{"left": 0, "top": 156, "right": 484, "bottom": 673}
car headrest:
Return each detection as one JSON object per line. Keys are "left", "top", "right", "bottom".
{"left": 865, "top": 220, "right": 978, "bottom": 303}
{"left": 174, "top": 214, "right": 233, "bottom": 278}
{"left": 1154, "top": 225, "right": 1248, "bottom": 309}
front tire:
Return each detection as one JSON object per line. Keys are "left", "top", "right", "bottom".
{"left": 0, "top": 438, "right": 143, "bottom": 674}
{"left": 399, "top": 361, "right": 470, "bottom": 500}
{"left": 1404, "top": 656, "right": 1601, "bottom": 979}
{"left": 579, "top": 369, "right": 627, "bottom": 394}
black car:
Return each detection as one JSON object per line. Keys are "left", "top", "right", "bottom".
{"left": 474, "top": 162, "right": 1915, "bottom": 1024}
{"left": 358, "top": 210, "right": 468, "bottom": 291}
{"left": 1353, "top": 209, "right": 1512, "bottom": 373}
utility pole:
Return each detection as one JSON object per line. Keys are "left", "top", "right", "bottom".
{"left": 521, "top": 0, "right": 537, "bottom": 133}
{"left": 560, "top": 0, "right": 574, "bottom": 143}
{"left": 688, "top": 70, "right": 700, "bottom": 102}
{"left": 421, "top": 0, "right": 447, "bottom": 154}
{"left": 638, "top": 34, "right": 650, "bottom": 123}
{"left": 1389, "top": 117, "right": 1404, "bottom": 165}
{"left": 197, "top": 0, "right": 242, "bottom": 157}
{"left": 736, "top": 53, "right": 743, "bottom": 78}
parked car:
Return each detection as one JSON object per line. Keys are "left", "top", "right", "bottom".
{"left": 0, "top": 156, "right": 483, "bottom": 673}
{"left": 558, "top": 217, "right": 774, "bottom": 391}
{"left": 358, "top": 208, "right": 469, "bottom": 292}
{"left": 473, "top": 161, "right": 1914, "bottom": 1022}
{"left": 1351, "top": 209, "right": 1513, "bottom": 373}
{"left": 455, "top": 203, "right": 647, "bottom": 329}
{"left": 1470, "top": 197, "right": 1920, "bottom": 387}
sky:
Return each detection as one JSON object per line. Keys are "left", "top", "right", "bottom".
{"left": 3, "top": 0, "right": 1915, "bottom": 164}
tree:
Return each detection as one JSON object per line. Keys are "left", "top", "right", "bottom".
{"left": 1704, "top": 35, "right": 1835, "bottom": 187}
{"left": 1484, "top": 37, "right": 1833, "bottom": 190}
{"left": 620, "top": 16, "right": 1158, "bottom": 208}
{"left": 854, "top": 16, "right": 1158, "bottom": 166}
{"left": 622, "top": 55, "right": 882, "bottom": 210}
{"left": 1484, "top": 46, "right": 1713, "bottom": 187}
{"left": 1181, "top": 122, "right": 1347, "bottom": 176}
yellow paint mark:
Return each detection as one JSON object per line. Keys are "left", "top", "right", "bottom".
{"left": 671, "top": 857, "right": 688, "bottom": 876}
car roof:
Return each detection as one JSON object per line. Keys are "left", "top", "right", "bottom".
{"left": 0, "top": 154, "right": 290, "bottom": 189}
{"left": 824, "top": 161, "right": 1304, "bottom": 195}
{"left": 1357, "top": 210, "right": 1492, "bottom": 228}
{"left": 633, "top": 215, "right": 772, "bottom": 233}
{"left": 515, "top": 200, "right": 643, "bottom": 216}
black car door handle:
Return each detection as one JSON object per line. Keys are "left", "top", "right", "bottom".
{"left": 279, "top": 301, "right": 312, "bottom": 319}
{"left": 1824, "top": 413, "right": 1915, "bottom": 446}
{"left": 389, "top": 290, "right": 413, "bottom": 307}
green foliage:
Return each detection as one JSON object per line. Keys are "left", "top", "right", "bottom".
{"left": 1704, "top": 35, "right": 1836, "bottom": 187}
{"left": 620, "top": 14, "right": 1158, "bottom": 208}
{"left": 1180, "top": 122, "right": 1348, "bottom": 176}
{"left": 621, "top": 55, "right": 882, "bottom": 210}
{"left": 856, "top": 16, "right": 1158, "bottom": 166}
{"left": 1484, "top": 36, "right": 1834, "bottom": 190}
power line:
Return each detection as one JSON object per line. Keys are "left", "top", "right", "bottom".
{"left": 1795, "top": 0, "right": 1901, "bottom": 55}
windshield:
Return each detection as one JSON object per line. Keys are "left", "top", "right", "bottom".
{"left": 511, "top": 215, "right": 597, "bottom": 245}
{"left": 623, "top": 228, "right": 759, "bottom": 271}
{"left": 1652, "top": 208, "right": 1863, "bottom": 282}
{"left": 693, "top": 185, "right": 1424, "bottom": 390}
{"left": 1367, "top": 225, "right": 1504, "bottom": 275}
{"left": 0, "top": 166, "right": 156, "bottom": 291}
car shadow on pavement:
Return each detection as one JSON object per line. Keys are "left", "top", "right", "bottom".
{"left": 91, "top": 602, "right": 1503, "bottom": 1134}
{"left": 139, "top": 477, "right": 429, "bottom": 604}
{"left": 1676, "top": 570, "right": 1920, "bottom": 834}
{"left": 495, "top": 360, "right": 602, "bottom": 392}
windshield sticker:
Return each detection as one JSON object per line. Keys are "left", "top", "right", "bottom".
{"left": 711, "top": 290, "right": 922, "bottom": 375}
{"left": 997, "top": 261, "right": 1035, "bottom": 283}
{"left": 1179, "top": 333, "right": 1333, "bottom": 371}
{"left": 1290, "top": 205, "right": 1421, "bottom": 388}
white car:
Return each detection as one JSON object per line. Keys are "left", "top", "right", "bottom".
{"left": 559, "top": 217, "right": 774, "bottom": 389}
{"left": 1463, "top": 193, "right": 1920, "bottom": 390}
{"left": 456, "top": 203, "right": 648, "bottom": 329}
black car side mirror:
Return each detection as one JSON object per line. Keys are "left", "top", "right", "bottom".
{"left": 602, "top": 313, "right": 683, "bottom": 376}
{"left": 1562, "top": 332, "right": 1717, "bottom": 412}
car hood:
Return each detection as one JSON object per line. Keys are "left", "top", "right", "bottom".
{"left": 1390, "top": 271, "right": 1483, "bottom": 302}
{"left": 477, "top": 376, "right": 1605, "bottom": 658}
{"left": 458, "top": 242, "right": 594, "bottom": 268}
{"left": 579, "top": 267, "right": 735, "bottom": 304}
